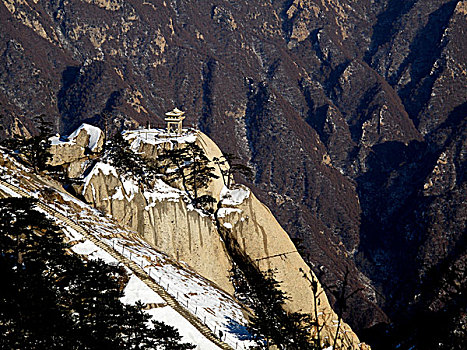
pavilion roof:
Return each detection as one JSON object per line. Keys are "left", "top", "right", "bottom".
{"left": 165, "top": 107, "right": 185, "bottom": 117}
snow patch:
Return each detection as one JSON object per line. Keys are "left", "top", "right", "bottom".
{"left": 217, "top": 207, "right": 242, "bottom": 218}
{"left": 145, "top": 307, "right": 222, "bottom": 350}
{"left": 143, "top": 179, "right": 182, "bottom": 209}
{"left": 50, "top": 123, "right": 103, "bottom": 151}
{"left": 0, "top": 183, "right": 22, "bottom": 198}
{"left": 68, "top": 123, "right": 103, "bottom": 151}
{"left": 112, "top": 186, "right": 124, "bottom": 200}
{"left": 71, "top": 240, "right": 118, "bottom": 264}
{"left": 62, "top": 226, "right": 84, "bottom": 242}
{"left": 220, "top": 185, "right": 250, "bottom": 206}
{"left": 49, "top": 135, "right": 68, "bottom": 146}
{"left": 121, "top": 275, "right": 165, "bottom": 305}
{"left": 83, "top": 162, "right": 118, "bottom": 196}
{"left": 56, "top": 188, "right": 92, "bottom": 210}
{"left": 124, "top": 128, "right": 197, "bottom": 149}
{"left": 121, "top": 178, "right": 139, "bottom": 201}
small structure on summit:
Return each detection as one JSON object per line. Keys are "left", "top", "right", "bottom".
{"left": 165, "top": 108, "right": 185, "bottom": 135}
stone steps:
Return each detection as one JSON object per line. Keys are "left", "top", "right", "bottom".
{"left": 0, "top": 178, "right": 233, "bottom": 350}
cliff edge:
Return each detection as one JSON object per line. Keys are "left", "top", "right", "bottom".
{"left": 53, "top": 125, "right": 366, "bottom": 349}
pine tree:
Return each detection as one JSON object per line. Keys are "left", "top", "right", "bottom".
{"left": 213, "top": 153, "right": 253, "bottom": 189}
{"left": 0, "top": 198, "right": 74, "bottom": 349}
{"left": 0, "top": 197, "right": 194, "bottom": 350}
{"left": 105, "top": 131, "right": 159, "bottom": 187}
{"left": 158, "top": 141, "right": 218, "bottom": 209}
{"left": 214, "top": 215, "right": 314, "bottom": 349}
{"left": 106, "top": 131, "right": 144, "bottom": 178}
{"left": 230, "top": 259, "right": 314, "bottom": 349}
{"left": 1, "top": 114, "right": 54, "bottom": 172}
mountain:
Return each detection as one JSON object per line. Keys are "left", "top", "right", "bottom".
{"left": 0, "top": 1, "right": 466, "bottom": 348}
{"left": 1, "top": 125, "right": 366, "bottom": 349}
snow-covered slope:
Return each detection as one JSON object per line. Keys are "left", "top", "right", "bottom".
{"left": 0, "top": 150, "right": 253, "bottom": 350}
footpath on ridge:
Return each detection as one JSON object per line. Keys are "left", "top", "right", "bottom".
{"left": 0, "top": 178, "right": 233, "bottom": 350}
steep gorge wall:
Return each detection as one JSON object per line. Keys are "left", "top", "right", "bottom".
{"left": 217, "top": 188, "right": 363, "bottom": 347}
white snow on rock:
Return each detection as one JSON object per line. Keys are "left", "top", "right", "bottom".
{"left": 50, "top": 123, "right": 103, "bottom": 151}
{"left": 49, "top": 135, "right": 66, "bottom": 146}
{"left": 62, "top": 226, "right": 84, "bottom": 242}
{"left": 217, "top": 207, "right": 242, "bottom": 218}
{"left": 111, "top": 179, "right": 139, "bottom": 201}
{"left": 146, "top": 307, "right": 222, "bottom": 350}
{"left": 121, "top": 178, "right": 139, "bottom": 201}
{"left": 0, "top": 183, "right": 22, "bottom": 198}
{"left": 220, "top": 185, "right": 250, "bottom": 206}
{"left": 71, "top": 240, "right": 118, "bottom": 265}
{"left": 112, "top": 186, "right": 124, "bottom": 200}
{"left": 143, "top": 179, "right": 182, "bottom": 209}
{"left": 68, "top": 123, "right": 103, "bottom": 151}
{"left": 82, "top": 160, "right": 183, "bottom": 208}
{"left": 82, "top": 162, "right": 118, "bottom": 196}
{"left": 124, "top": 128, "right": 197, "bottom": 149}
{"left": 56, "top": 187, "right": 91, "bottom": 210}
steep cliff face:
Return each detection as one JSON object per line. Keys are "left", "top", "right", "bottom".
{"left": 68, "top": 127, "right": 364, "bottom": 348}
{"left": 82, "top": 160, "right": 234, "bottom": 295}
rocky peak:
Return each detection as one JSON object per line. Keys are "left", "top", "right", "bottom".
{"left": 48, "top": 126, "right": 367, "bottom": 348}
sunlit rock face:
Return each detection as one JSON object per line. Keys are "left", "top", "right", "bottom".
{"left": 49, "top": 123, "right": 104, "bottom": 177}
{"left": 62, "top": 128, "right": 363, "bottom": 348}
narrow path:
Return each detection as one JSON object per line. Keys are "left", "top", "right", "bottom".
{"left": 0, "top": 178, "right": 233, "bottom": 350}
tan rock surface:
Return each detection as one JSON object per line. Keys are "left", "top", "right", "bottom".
{"left": 67, "top": 128, "right": 364, "bottom": 348}
{"left": 82, "top": 161, "right": 234, "bottom": 295}
{"left": 49, "top": 124, "right": 104, "bottom": 178}
{"left": 219, "top": 188, "right": 360, "bottom": 347}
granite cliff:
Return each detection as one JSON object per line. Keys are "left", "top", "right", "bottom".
{"left": 57, "top": 125, "right": 364, "bottom": 348}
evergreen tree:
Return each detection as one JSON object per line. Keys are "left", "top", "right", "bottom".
{"left": 106, "top": 131, "right": 144, "bottom": 178}
{"left": 213, "top": 153, "right": 253, "bottom": 189}
{"left": 0, "top": 197, "right": 194, "bottom": 350}
{"left": 300, "top": 268, "right": 327, "bottom": 349}
{"left": 105, "top": 131, "right": 159, "bottom": 187}
{"left": 0, "top": 198, "right": 75, "bottom": 349}
{"left": 213, "top": 213, "right": 314, "bottom": 349}
{"left": 230, "top": 260, "right": 313, "bottom": 349}
{"left": 1, "top": 114, "right": 54, "bottom": 172}
{"left": 158, "top": 141, "right": 218, "bottom": 209}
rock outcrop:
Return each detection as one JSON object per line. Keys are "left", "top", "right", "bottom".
{"left": 61, "top": 126, "right": 364, "bottom": 348}
{"left": 49, "top": 123, "right": 104, "bottom": 178}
